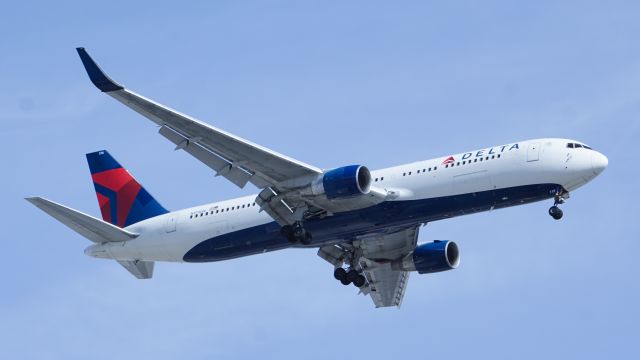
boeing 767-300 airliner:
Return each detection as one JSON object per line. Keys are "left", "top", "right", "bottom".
{"left": 26, "top": 48, "right": 608, "bottom": 307}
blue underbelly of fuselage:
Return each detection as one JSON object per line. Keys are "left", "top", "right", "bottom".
{"left": 183, "top": 183, "right": 560, "bottom": 262}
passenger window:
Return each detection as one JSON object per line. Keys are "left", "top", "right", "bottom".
{"left": 381, "top": 177, "right": 384, "bottom": 181}
{"left": 491, "top": 155, "right": 495, "bottom": 159}
{"left": 428, "top": 167, "right": 432, "bottom": 171}
{"left": 456, "top": 162, "right": 460, "bottom": 166}
{"left": 434, "top": 166, "right": 437, "bottom": 170}
{"left": 497, "top": 154, "right": 501, "bottom": 158}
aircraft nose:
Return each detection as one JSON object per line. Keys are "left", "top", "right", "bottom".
{"left": 591, "top": 151, "right": 608, "bottom": 175}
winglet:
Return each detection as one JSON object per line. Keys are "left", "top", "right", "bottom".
{"left": 76, "top": 47, "right": 124, "bottom": 92}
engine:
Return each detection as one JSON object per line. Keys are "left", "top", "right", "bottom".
{"left": 308, "top": 165, "right": 372, "bottom": 200}
{"left": 392, "top": 240, "right": 460, "bottom": 274}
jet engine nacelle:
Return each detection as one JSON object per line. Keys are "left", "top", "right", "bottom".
{"left": 392, "top": 240, "right": 460, "bottom": 274}
{"left": 308, "top": 165, "right": 372, "bottom": 200}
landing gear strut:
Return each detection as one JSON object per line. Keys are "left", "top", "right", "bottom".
{"left": 548, "top": 188, "right": 568, "bottom": 220}
{"left": 280, "top": 221, "right": 312, "bottom": 245}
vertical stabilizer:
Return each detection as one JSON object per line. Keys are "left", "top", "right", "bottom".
{"left": 86, "top": 150, "right": 168, "bottom": 228}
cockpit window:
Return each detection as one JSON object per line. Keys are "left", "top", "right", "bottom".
{"left": 567, "top": 142, "right": 594, "bottom": 150}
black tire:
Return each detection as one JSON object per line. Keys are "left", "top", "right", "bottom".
{"left": 334, "top": 268, "right": 347, "bottom": 281}
{"left": 280, "top": 225, "right": 293, "bottom": 238}
{"left": 353, "top": 274, "right": 366, "bottom": 288}
{"left": 549, "top": 206, "right": 563, "bottom": 220}
{"left": 346, "top": 269, "right": 359, "bottom": 283}
{"left": 340, "top": 278, "right": 351, "bottom": 286}
{"left": 301, "top": 232, "right": 312, "bottom": 245}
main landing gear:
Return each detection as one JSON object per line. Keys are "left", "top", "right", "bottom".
{"left": 334, "top": 267, "right": 366, "bottom": 288}
{"left": 280, "top": 221, "right": 312, "bottom": 245}
{"left": 548, "top": 188, "right": 569, "bottom": 220}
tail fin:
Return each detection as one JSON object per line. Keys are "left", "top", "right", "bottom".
{"left": 86, "top": 150, "right": 168, "bottom": 228}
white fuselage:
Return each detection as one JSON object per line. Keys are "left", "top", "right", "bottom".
{"left": 85, "top": 138, "right": 608, "bottom": 263}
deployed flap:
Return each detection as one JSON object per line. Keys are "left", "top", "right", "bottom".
{"left": 357, "top": 226, "right": 420, "bottom": 308}
{"left": 76, "top": 48, "right": 322, "bottom": 190}
{"left": 26, "top": 197, "right": 139, "bottom": 243}
{"left": 317, "top": 226, "right": 420, "bottom": 308}
{"left": 117, "top": 260, "right": 154, "bottom": 279}
{"left": 362, "top": 262, "right": 411, "bottom": 308}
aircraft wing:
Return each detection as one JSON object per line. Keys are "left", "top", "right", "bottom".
{"left": 318, "top": 226, "right": 419, "bottom": 308}
{"left": 357, "top": 226, "right": 419, "bottom": 308}
{"left": 76, "top": 48, "right": 322, "bottom": 190}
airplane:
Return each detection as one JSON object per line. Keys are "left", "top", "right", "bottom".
{"left": 26, "top": 48, "right": 609, "bottom": 308}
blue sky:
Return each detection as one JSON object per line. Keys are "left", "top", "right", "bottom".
{"left": 1, "top": 1, "right": 639, "bottom": 359}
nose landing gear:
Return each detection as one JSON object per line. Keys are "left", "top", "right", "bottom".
{"left": 548, "top": 188, "right": 569, "bottom": 220}
{"left": 549, "top": 205, "right": 563, "bottom": 220}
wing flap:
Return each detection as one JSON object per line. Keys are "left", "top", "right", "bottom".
{"left": 26, "top": 197, "right": 138, "bottom": 243}
{"left": 357, "top": 226, "right": 420, "bottom": 308}
{"left": 107, "top": 88, "right": 321, "bottom": 185}
{"left": 362, "top": 263, "right": 411, "bottom": 308}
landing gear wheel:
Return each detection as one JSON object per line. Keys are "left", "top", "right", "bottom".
{"left": 301, "top": 232, "right": 312, "bottom": 245}
{"left": 334, "top": 268, "right": 347, "bottom": 281}
{"left": 346, "top": 269, "right": 359, "bottom": 283}
{"left": 353, "top": 274, "right": 366, "bottom": 288}
{"left": 292, "top": 221, "right": 310, "bottom": 243}
{"left": 549, "top": 205, "right": 563, "bottom": 220}
{"left": 280, "top": 225, "right": 296, "bottom": 243}
{"left": 340, "top": 278, "right": 351, "bottom": 285}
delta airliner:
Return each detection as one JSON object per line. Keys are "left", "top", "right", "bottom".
{"left": 27, "top": 48, "right": 608, "bottom": 307}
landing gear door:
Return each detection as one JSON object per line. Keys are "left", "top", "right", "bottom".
{"left": 527, "top": 143, "right": 540, "bottom": 162}
{"left": 165, "top": 215, "right": 177, "bottom": 233}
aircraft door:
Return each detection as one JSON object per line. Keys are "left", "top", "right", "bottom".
{"left": 527, "top": 143, "right": 540, "bottom": 162}
{"left": 164, "top": 215, "right": 177, "bottom": 233}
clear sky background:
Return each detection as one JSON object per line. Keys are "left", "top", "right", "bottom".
{"left": 1, "top": 1, "right": 638, "bottom": 359}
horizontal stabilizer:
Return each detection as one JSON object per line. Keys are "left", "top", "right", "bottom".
{"left": 117, "top": 260, "right": 154, "bottom": 279}
{"left": 26, "top": 197, "right": 138, "bottom": 243}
